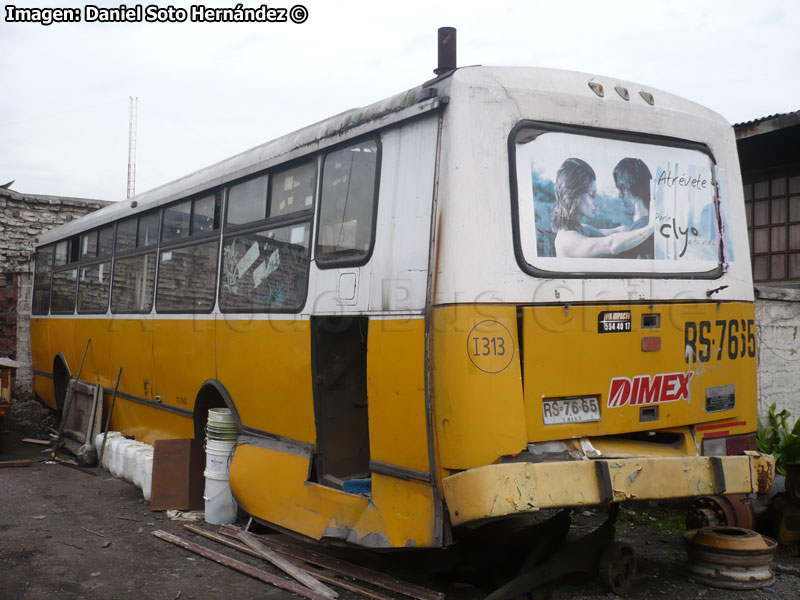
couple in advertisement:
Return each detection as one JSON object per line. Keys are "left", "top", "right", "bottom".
{"left": 552, "top": 157, "right": 654, "bottom": 259}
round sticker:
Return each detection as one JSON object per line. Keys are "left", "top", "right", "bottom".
{"left": 466, "top": 320, "right": 515, "bottom": 374}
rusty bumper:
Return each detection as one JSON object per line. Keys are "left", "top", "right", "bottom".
{"left": 442, "top": 451, "right": 775, "bottom": 526}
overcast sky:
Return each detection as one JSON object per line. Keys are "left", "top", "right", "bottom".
{"left": 1, "top": 0, "right": 797, "bottom": 201}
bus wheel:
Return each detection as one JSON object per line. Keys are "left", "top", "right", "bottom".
{"left": 193, "top": 384, "right": 232, "bottom": 441}
{"left": 598, "top": 541, "right": 636, "bottom": 595}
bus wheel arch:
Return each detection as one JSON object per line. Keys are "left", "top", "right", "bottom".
{"left": 52, "top": 354, "right": 71, "bottom": 415}
{"left": 193, "top": 380, "right": 241, "bottom": 441}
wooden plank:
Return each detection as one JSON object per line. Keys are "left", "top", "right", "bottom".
{"left": 219, "top": 525, "right": 445, "bottom": 600}
{"left": 22, "top": 438, "right": 51, "bottom": 446}
{"left": 0, "top": 460, "right": 32, "bottom": 468}
{"left": 184, "top": 525, "right": 396, "bottom": 600}
{"left": 236, "top": 530, "right": 338, "bottom": 599}
{"left": 152, "top": 530, "right": 330, "bottom": 600}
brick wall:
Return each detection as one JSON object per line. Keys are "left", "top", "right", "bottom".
{"left": 0, "top": 188, "right": 111, "bottom": 397}
{"left": 0, "top": 273, "right": 17, "bottom": 358}
{"left": 755, "top": 286, "right": 800, "bottom": 425}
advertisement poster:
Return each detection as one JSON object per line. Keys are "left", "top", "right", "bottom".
{"left": 515, "top": 131, "right": 721, "bottom": 274}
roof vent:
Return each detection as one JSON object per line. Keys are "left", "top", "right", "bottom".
{"left": 434, "top": 27, "right": 457, "bottom": 74}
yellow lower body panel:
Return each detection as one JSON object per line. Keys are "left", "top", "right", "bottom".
{"left": 230, "top": 444, "right": 437, "bottom": 548}
{"left": 442, "top": 452, "right": 775, "bottom": 526}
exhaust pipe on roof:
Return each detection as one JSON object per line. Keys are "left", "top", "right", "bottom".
{"left": 435, "top": 27, "right": 456, "bottom": 74}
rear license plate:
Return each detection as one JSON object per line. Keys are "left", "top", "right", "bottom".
{"left": 542, "top": 397, "right": 601, "bottom": 425}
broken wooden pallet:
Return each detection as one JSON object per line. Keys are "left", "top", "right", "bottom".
{"left": 153, "top": 529, "right": 331, "bottom": 600}
{"left": 235, "top": 529, "right": 338, "bottom": 598}
{"left": 218, "top": 524, "right": 445, "bottom": 600}
{"left": 185, "top": 524, "right": 396, "bottom": 600}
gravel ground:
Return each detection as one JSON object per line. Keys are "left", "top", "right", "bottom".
{"left": 1, "top": 412, "right": 799, "bottom": 600}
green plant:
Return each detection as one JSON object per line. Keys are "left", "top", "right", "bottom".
{"left": 757, "top": 403, "right": 800, "bottom": 475}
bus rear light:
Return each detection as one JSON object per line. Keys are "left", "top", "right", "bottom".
{"left": 639, "top": 90, "right": 655, "bottom": 105}
{"left": 588, "top": 80, "right": 604, "bottom": 97}
{"left": 702, "top": 433, "right": 757, "bottom": 456}
{"left": 641, "top": 336, "right": 661, "bottom": 352}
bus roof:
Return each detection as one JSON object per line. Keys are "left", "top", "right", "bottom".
{"left": 38, "top": 66, "right": 727, "bottom": 246}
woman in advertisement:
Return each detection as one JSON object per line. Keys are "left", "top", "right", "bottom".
{"left": 551, "top": 158, "right": 653, "bottom": 258}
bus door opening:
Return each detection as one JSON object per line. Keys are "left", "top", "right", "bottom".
{"left": 310, "top": 316, "right": 370, "bottom": 490}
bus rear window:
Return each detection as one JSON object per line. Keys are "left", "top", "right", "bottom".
{"left": 513, "top": 126, "right": 722, "bottom": 277}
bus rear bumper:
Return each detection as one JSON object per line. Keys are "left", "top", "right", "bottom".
{"left": 441, "top": 452, "right": 775, "bottom": 526}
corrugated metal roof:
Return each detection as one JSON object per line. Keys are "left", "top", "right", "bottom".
{"left": 734, "top": 110, "right": 800, "bottom": 129}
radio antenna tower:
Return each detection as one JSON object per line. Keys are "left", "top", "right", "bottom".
{"left": 127, "top": 96, "right": 138, "bottom": 198}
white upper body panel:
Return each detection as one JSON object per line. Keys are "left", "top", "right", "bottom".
{"left": 431, "top": 67, "right": 752, "bottom": 305}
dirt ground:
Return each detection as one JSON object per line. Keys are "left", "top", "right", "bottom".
{"left": 2, "top": 414, "right": 799, "bottom": 600}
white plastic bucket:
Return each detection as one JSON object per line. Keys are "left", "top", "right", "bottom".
{"left": 123, "top": 441, "right": 144, "bottom": 483}
{"left": 206, "top": 408, "right": 238, "bottom": 441}
{"left": 141, "top": 454, "right": 154, "bottom": 502}
{"left": 95, "top": 431, "right": 122, "bottom": 471}
{"left": 111, "top": 439, "right": 135, "bottom": 478}
{"left": 132, "top": 446, "right": 152, "bottom": 488}
{"left": 205, "top": 439, "right": 236, "bottom": 476}
{"left": 203, "top": 470, "right": 237, "bottom": 524}
{"left": 103, "top": 435, "right": 122, "bottom": 472}
{"left": 207, "top": 408, "right": 234, "bottom": 423}
{"left": 94, "top": 430, "right": 120, "bottom": 452}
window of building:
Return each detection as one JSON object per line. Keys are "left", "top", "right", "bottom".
{"left": 316, "top": 139, "right": 379, "bottom": 267}
{"left": 744, "top": 173, "right": 800, "bottom": 282}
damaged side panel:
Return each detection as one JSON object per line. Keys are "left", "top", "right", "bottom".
{"left": 229, "top": 444, "right": 436, "bottom": 548}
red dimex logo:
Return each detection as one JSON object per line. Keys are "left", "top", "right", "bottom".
{"left": 607, "top": 372, "right": 694, "bottom": 408}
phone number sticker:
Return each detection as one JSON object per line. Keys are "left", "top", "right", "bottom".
{"left": 598, "top": 310, "right": 632, "bottom": 333}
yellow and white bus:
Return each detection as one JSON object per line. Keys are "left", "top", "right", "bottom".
{"left": 31, "top": 65, "right": 773, "bottom": 550}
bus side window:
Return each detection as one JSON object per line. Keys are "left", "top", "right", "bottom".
{"left": 316, "top": 139, "right": 380, "bottom": 266}
{"left": 227, "top": 174, "right": 268, "bottom": 227}
{"left": 32, "top": 245, "right": 54, "bottom": 315}
{"left": 269, "top": 161, "right": 315, "bottom": 218}
{"left": 78, "top": 262, "right": 111, "bottom": 314}
{"left": 81, "top": 230, "right": 98, "bottom": 259}
{"left": 191, "top": 193, "right": 220, "bottom": 235}
{"left": 51, "top": 268, "right": 78, "bottom": 314}
{"left": 219, "top": 223, "right": 310, "bottom": 313}
{"left": 116, "top": 217, "right": 138, "bottom": 253}
{"left": 163, "top": 200, "right": 191, "bottom": 241}
{"left": 137, "top": 211, "right": 160, "bottom": 248}
{"left": 97, "top": 225, "right": 115, "bottom": 257}
{"left": 156, "top": 241, "right": 219, "bottom": 313}
{"left": 111, "top": 254, "right": 156, "bottom": 313}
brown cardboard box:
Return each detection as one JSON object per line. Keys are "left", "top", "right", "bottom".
{"left": 150, "top": 439, "right": 205, "bottom": 511}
